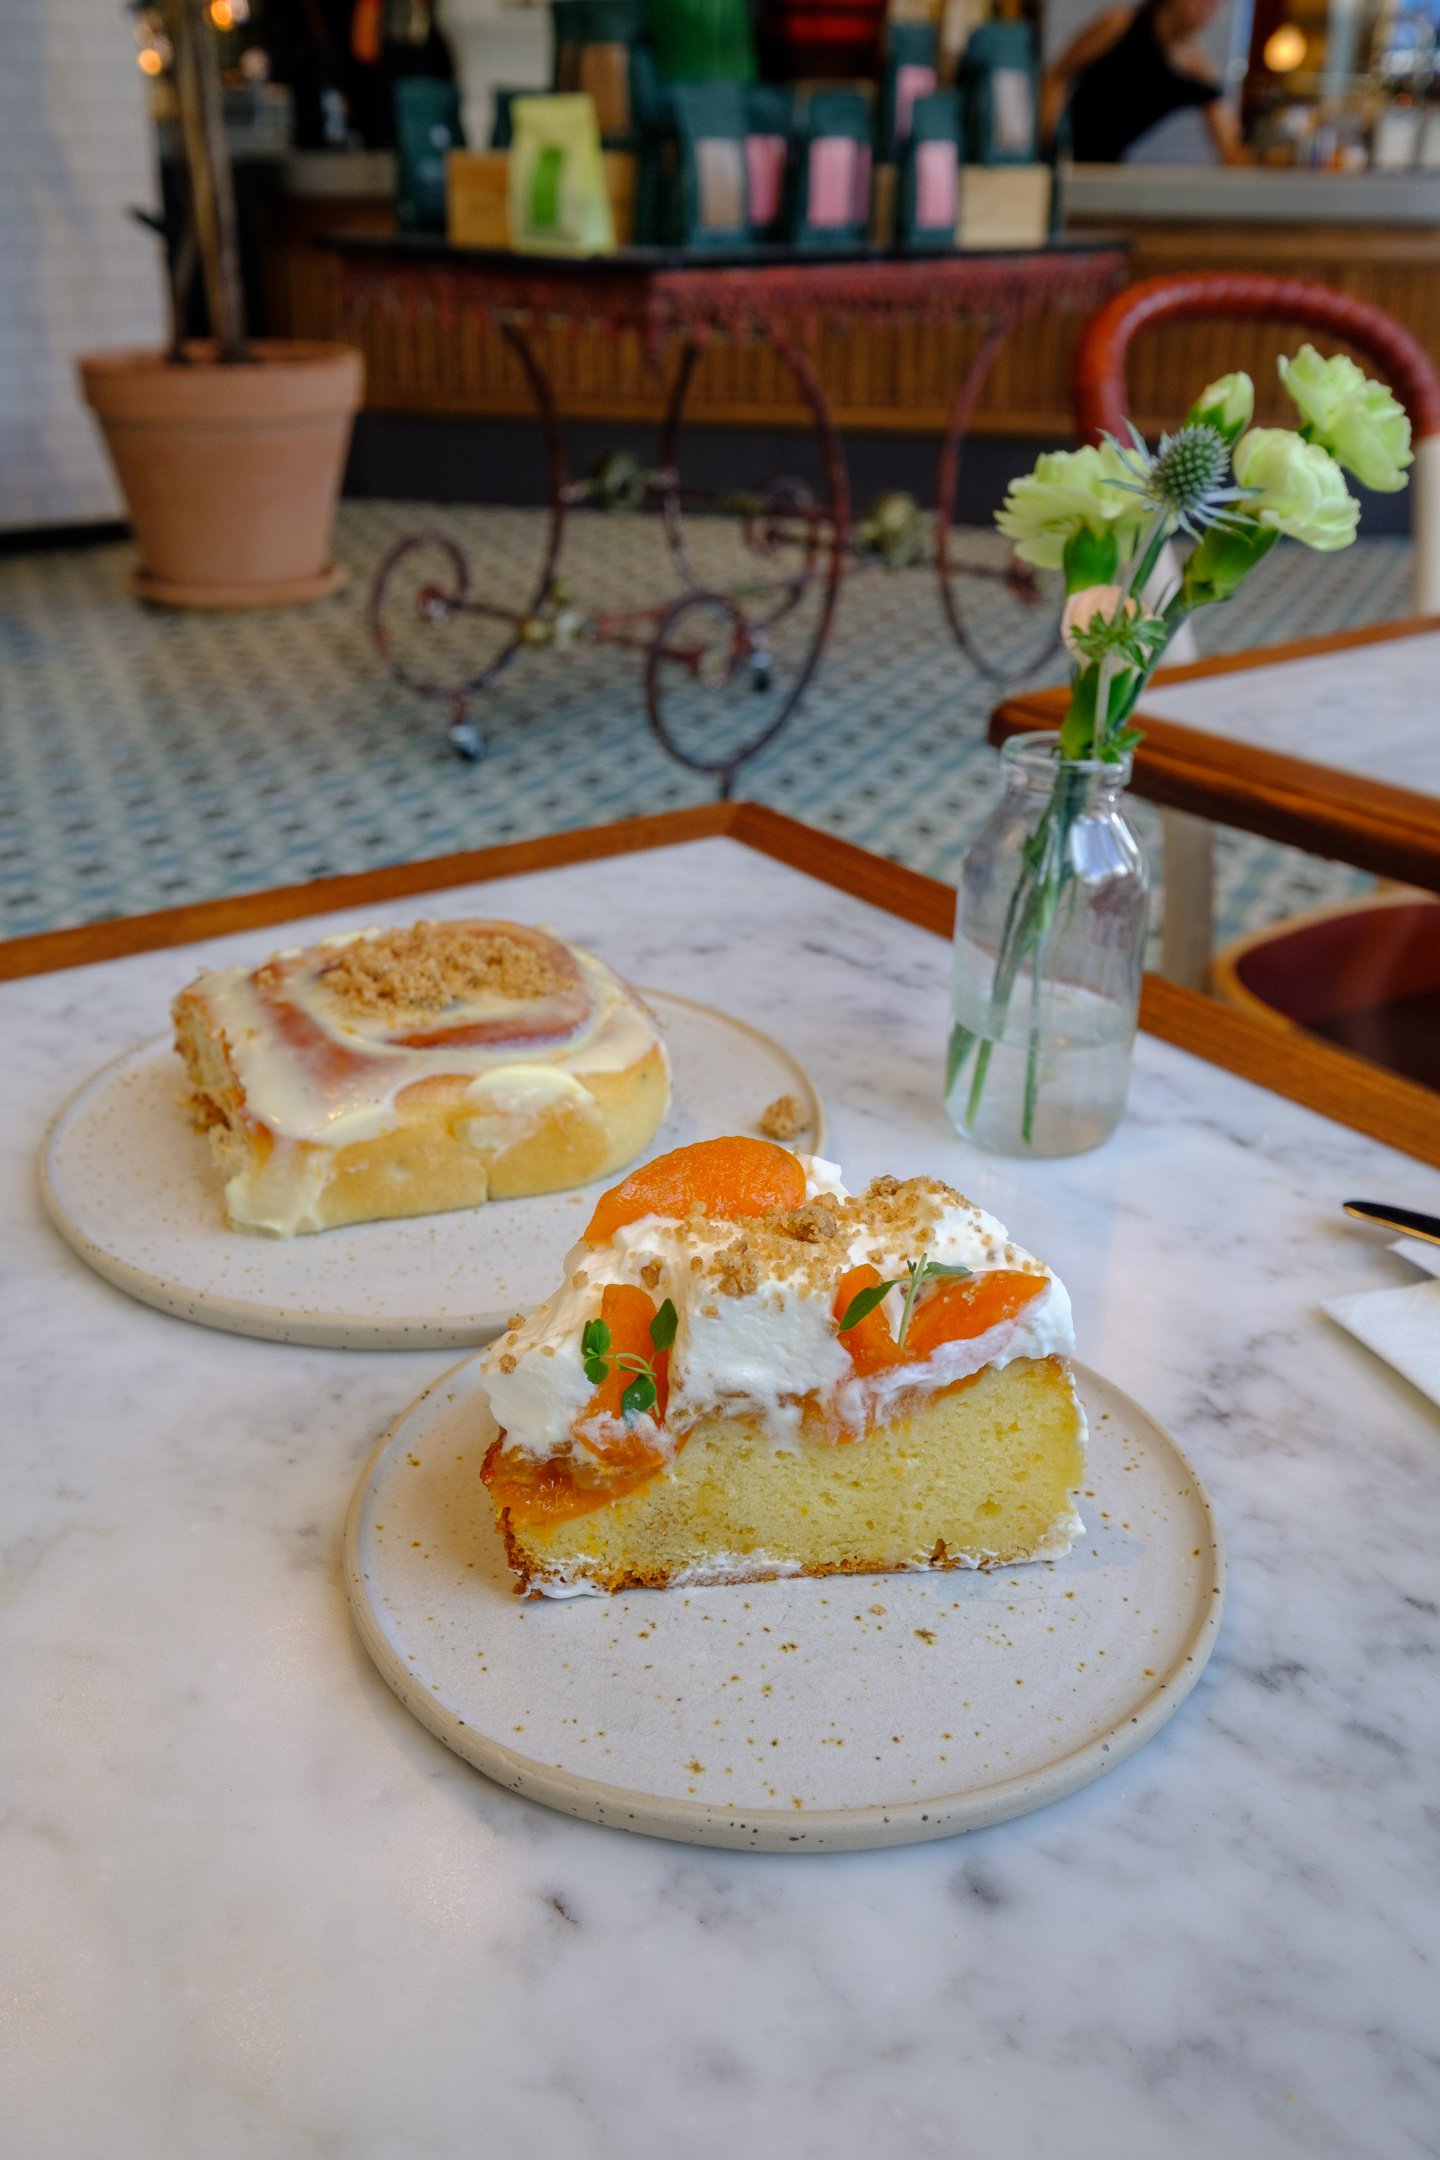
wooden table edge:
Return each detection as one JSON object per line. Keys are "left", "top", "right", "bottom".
{"left": 5, "top": 800, "right": 1437, "bottom": 1171}
{"left": 1133, "top": 613, "right": 1440, "bottom": 685}
{"left": 991, "top": 617, "right": 1440, "bottom": 890}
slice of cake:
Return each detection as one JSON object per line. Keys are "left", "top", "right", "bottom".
{"left": 172, "top": 919, "right": 669, "bottom": 1236}
{"left": 480, "top": 1136, "right": 1086, "bottom": 1594}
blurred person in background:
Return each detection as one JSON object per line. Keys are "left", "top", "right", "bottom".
{"left": 1042, "top": 0, "right": 1247, "bottom": 163}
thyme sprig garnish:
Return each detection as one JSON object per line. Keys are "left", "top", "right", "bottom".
{"left": 838, "top": 1260, "right": 971, "bottom": 1350}
{"left": 582, "top": 1298, "right": 678, "bottom": 1422}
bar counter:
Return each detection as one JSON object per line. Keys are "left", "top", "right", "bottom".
{"left": 265, "top": 152, "right": 1439, "bottom": 450}
{"left": 1063, "top": 160, "right": 1440, "bottom": 227}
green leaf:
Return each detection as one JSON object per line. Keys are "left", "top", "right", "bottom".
{"left": 1181, "top": 520, "right": 1278, "bottom": 608}
{"left": 921, "top": 1261, "right": 972, "bottom": 1283}
{"left": 838, "top": 1281, "right": 901, "bottom": 1332}
{"left": 1061, "top": 523, "right": 1118, "bottom": 595}
{"left": 581, "top": 1318, "right": 611, "bottom": 1361}
{"left": 649, "top": 1298, "right": 678, "bottom": 1352}
{"left": 583, "top": 1356, "right": 610, "bottom": 1387}
{"left": 620, "top": 1373, "right": 657, "bottom": 1422}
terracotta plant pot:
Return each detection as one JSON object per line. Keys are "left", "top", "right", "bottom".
{"left": 77, "top": 340, "right": 364, "bottom": 609}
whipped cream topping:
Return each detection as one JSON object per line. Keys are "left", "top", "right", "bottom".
{"left": 182, "top": 921, "right": 662, "bottom": 1150}
{"left": 482, "top": 1155, "right": 1075, "bottom": 1456}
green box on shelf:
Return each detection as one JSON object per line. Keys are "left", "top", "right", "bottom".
{"left": 673, "top": 83, "right": 749, "bottom": 246}
{"left": 669, "top": 82, "right": 796, "bottom": 247}
{"left": 879, "top": 19, "right": 939, "bottom": 163}
{"left": 788, "top": 88, "right": 871, "bottom": 250}
{"left": 393, "top": 78, "right": 466, "bottom": 234}
{"left": 960, "top": 19, "right": 1039, "bottom": 166}
{"left": 745, "top": 84, "right": 793, "bottom": 242}
{"left": 897, "top": 89, "right": 960, "bottom": 252}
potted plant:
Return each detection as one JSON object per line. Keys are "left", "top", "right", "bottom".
{"left": 78, "top": 0, "right": 363, "bottom": 607}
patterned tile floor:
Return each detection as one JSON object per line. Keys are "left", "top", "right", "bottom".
{"left": 0, "top": 501, "right": 1413, "bottom": 951}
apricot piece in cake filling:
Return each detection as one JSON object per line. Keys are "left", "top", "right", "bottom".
{"left": 583, "top": 1135, "right": 805, "bottom": 1243}
{"left": 834, "top": 1264, "right": 1045, "bottom": 1373}
{"left": 480, "top": 1442, "right": 663, "bottom": 1529}
{"left": 577, "top": 1283, "right": 672, "bottom": 1458}
{"left": 904, "top": 1271, "right": 1044, "bottom": 1360}
{"left": 482, "top": 1283, "right": 678, "bottom": 1528}
{"left": 832, "top": 1265, "right": 909, "bottom": 1377}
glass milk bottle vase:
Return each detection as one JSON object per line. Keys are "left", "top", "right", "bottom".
{"left": 946, "top": 734, "right": 1150, "bottom": 1157}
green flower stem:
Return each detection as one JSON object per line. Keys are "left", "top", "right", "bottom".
{"left": 1120, "top": 509, "right": 1171, "bottom": 624}
{"left": 1093, "top": 653, "right": 1117, "bottom": 759}
{"left": 964, "top": 818, "right": 1039, "bottom": 1124}
{"left": 964, "top": 760, "right": 1083, "bottom": 1141}
{"left": 1023, "top": 921, "right": 1045, "bottom": 1145}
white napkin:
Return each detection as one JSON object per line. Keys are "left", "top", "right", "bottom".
{"left": 1389, "top": 1236, "right": 1440, "bottom": 1278}
{"left": 1324, "top": 1271, "right": 1440, "bottom": 1407}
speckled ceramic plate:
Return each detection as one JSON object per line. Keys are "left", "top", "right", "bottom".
{"left": 344, "top": 1358, "right": 1226, "bottom": 1851}
{"left": 39, "top": 992, "right": 823, "bottom": 1351}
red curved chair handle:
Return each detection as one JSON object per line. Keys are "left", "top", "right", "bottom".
{"left": 1074, "top": 273, "right": 1440, "bottom": 446}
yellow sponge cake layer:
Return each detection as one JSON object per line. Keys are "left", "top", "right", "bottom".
{"left": 495, "top": 1355, "right": 1085, "bottom": 1593}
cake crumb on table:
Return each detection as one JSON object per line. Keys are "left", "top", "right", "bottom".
{"left": 758, "top": 1093, "right": 808, "bottom": 1140}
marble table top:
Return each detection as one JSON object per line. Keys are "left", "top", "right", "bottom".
{"left": 5, "top": 834, "right": 1440, "bottom": 2159}
{"left": 1139, "top": 629, "right": 1440, "bottom": 798}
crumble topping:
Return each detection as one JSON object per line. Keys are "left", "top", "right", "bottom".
{"left": 314, "top": 922, "right": 571, "bottom": 1020}
{"left": 692, "top": 1175, "right": 1040, "bottom": 1299}
{"left": 713, "top": 1238, "right": 763, "bottom": 1298}
{"left": 757, "top": 1092, "right": 808, "bottom": 1140}
{"left": 776, "top": 1203, "right": 839, "bottom": 1242}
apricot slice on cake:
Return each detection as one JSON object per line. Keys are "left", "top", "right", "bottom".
{"left": 577, "top": 1283, "right": 671, "bottom": 1456}
{"left": 583, "top": 1136, "right": 805, "bottom": 1243}
{"left": 832, "top": 1265, "right": 910, "bottom": 1377}
{"left": 905, "top": 1271, "right": 1045, "bottom": 1361}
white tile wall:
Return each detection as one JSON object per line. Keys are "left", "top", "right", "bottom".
{"left": 0, "top": 0, "right": 168, "bottom": 530}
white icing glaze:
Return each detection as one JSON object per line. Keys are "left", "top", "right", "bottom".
{"left": 456, "top": 1066, "right": 604, "bottom": 1155}
{"left": 183, "top": 923, "right": 663, "bottom": 1150}
{"left": 223, "top": 1136, "right": 333, "bottom": 1239}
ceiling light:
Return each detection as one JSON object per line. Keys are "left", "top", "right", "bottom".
{"left": 1263, "top": 24, "right": 1308, "bottom": 71}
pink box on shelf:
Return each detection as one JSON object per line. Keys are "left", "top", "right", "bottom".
{"left": 807, "top": 137, "right": 857, "bottom": 228}
{"left": 745, "top": 134, "right": 787, "bottom": 228}
{"left": 893, "top": 63, "right": 937, "bottom": 146}
{"left": 915, "top": 138, "right": 958, "bottom": 230}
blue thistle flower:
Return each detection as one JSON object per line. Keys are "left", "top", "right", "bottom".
{"left": 1102, "top": 421, "right": 1259, "bottom": 541}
